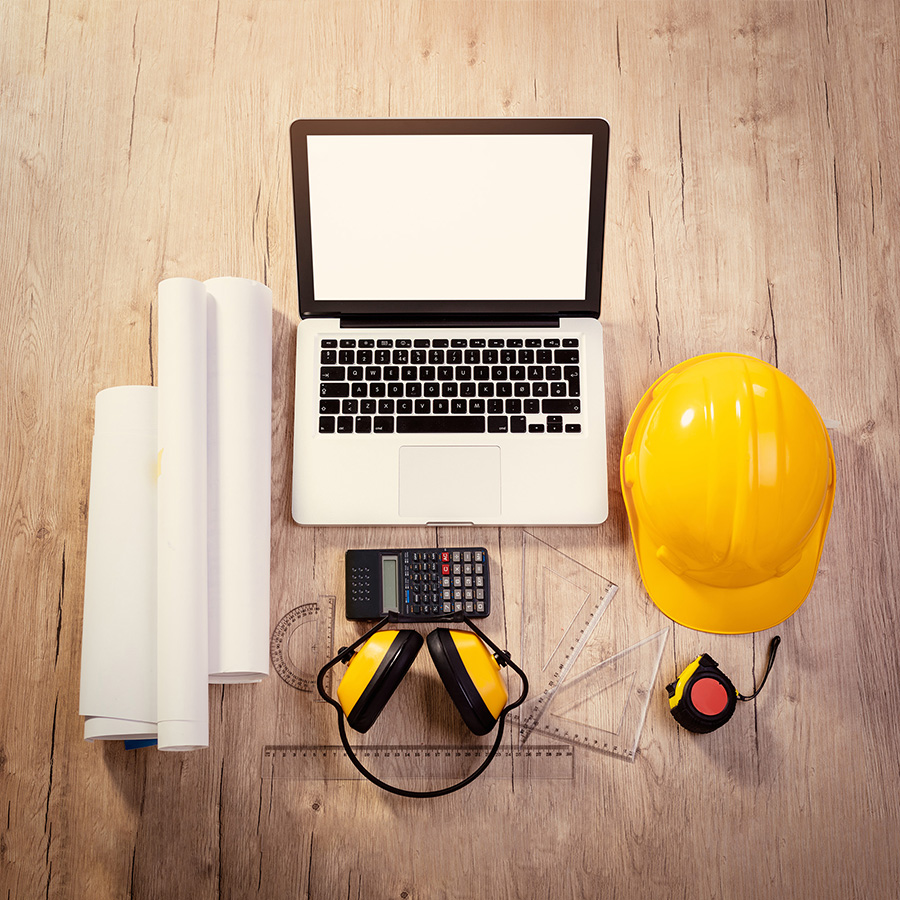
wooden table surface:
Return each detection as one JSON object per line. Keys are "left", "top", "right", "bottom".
{"left": 2, "top": 1, "right": 898, "bottom": 898}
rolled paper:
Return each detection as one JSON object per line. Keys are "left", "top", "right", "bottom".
{"left": 79, "top": 386, "right": 159, "bottom": 740}
{"left": 205, "top": 277, "right": 272, "bottom": 683}
{"left": 156, "top": 278, "right": 210, "bottom": 751}
{"left": 84, "top": 717, "right": 157, "bottom": 742}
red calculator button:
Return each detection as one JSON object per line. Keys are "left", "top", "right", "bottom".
{"left": 442, "top": 564, "right": 450, "bottom": 575}
{"left": 441, "top": 552, "right": 450, "bottom": 562}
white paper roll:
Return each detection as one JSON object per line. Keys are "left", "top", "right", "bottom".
{"left": 79, "top": 386, "right": 159, "bottom": 740}
{"left": 205, "top": 277, "right": 272, "bottom": 683}
{"left": 84, "top": 717, "right": 157, "bottom": 742}
{"left": 157, "top": 278, "right": 210, "bottom": 751}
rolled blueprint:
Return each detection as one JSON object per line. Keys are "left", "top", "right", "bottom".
{"left": 205, "top": 277, "right": 272, "bottom": 683}
{"left": 79, "top": 386, "right": 159, "bottom": 741}
{"left": 157, "top": 278, "right": 210, "bottom": 751}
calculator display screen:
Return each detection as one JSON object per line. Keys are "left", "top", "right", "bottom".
{"left": 381, "top": 556, "right": 399, "bottom": 613}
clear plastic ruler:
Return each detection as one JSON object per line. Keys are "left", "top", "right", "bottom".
{"left": 270, "top": 594, "right": 336, "bottom": 699}
{"left": 261, "top": 743, "right": 575, "bottom": 782}
{"left": 517, "top": 532, "right": 669, "bottom": 762}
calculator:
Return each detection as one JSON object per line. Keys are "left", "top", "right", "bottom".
{"left": 345, "top": 547, "right": 490, "bottom": 621}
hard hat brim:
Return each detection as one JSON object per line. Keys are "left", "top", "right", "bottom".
{"left": 627, "top": 487, "right": 834, "bottom": 633}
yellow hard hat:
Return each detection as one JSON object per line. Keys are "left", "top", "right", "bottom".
{"left": 620, "top": 353, "right": 835, "bottom": 634}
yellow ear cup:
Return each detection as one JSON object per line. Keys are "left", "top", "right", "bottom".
{"left": 426, "top": 630, "right": 508, "bottom": 735}
{"left": 336, "top": 630, "right": 423, "bottom": 733}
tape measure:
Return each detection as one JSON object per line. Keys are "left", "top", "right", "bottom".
{"left": 665, "top": 636, "right": 781, "bottom": 733}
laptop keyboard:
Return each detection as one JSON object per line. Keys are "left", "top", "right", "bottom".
{"left": 317, "top": 335, "right": 583, "bottom": 435}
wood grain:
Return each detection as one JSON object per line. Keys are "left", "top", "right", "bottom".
{"left": 2, "top": 1, "right": 899, "bottom": 898}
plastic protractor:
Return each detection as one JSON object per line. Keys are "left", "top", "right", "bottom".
{"left": 270, "top": 601, "right": 329, "bottom": 692}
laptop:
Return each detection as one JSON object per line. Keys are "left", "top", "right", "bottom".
{"left": 289, "top": 117, "right": 610, "bottom": 526}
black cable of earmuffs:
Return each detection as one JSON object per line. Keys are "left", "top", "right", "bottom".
{"left": 316, "top": 613, "right": 529, "bottom": 799}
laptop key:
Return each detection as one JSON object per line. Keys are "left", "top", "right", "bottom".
{"left": 321, "top": 349, "right": 337, "bottom": 364}
{"left": 487, "top": 398, "right": 503, "bottom": 413}
{"left": 319, "top": 399, "right": 340, "bottom": 414}
{"left": 524, "top": 398, "right": 540, "bottom": 414}
{"left": 542, "top": 399, "right": 581, "bottom": 414}
{"left": 555, "top": 349, "right": 579, "bottom": 364}
{"left": 342, "top": 399, "right": 358, "bottom": 414}
{"left": 511, "top": 416, "right": 527, "bottom": 433}
{"left": 397, "top": 416, "right": 485, "bottom": 433}
{"left": 488, "top": 417, "right": 509, "bottom": 433}
{"left": 336, "top": 416, "right": 353, "bottom": 432}
{"left": 321, "top": 383, "right": 350, "bottom": 397}
{"left": 355, "top": 416, "right": 372, "bottom": 433}
{"left": 318, "top": 416, "right": 335, "bottom": 433}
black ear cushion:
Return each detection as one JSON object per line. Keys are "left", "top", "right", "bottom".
{"left": 426, "top": 630, "right": 498, "bottom": 736}
{"left": 347, "top": 630, "right": 424, "bottom": 733}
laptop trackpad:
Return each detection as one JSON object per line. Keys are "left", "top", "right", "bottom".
{"left": 399, "top": 445, "right": 501, "bottom": 521}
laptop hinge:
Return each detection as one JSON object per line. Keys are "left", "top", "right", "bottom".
{"left": 339, "top": 314, "right": 561, "bottom": 329}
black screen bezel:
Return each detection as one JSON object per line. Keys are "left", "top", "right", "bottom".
{"left": 289, "top": 117, "right": 610, "bottom": 320}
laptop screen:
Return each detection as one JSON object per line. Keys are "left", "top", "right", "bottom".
{"left": 290, "top": 119, "right": 609, "bottom": 319}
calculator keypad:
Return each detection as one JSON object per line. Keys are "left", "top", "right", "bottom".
{"left": 402, "top": 548, "right": 489, "bottom": 619}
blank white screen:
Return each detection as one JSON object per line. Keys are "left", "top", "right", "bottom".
{"left": 307, "top": 133, "right": 593, "bottom": 302}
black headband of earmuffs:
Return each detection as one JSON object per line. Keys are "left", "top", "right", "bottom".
{"left": 316, "top": 612, "right": 529, "bottom": 799}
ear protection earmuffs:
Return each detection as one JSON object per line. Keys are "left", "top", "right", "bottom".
{"left": 317, "top": 613, "right": 528, "bottom": 798}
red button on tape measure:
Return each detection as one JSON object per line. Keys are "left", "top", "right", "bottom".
{"left": 690, "top": 676, "right": 730, "bottom": 717}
